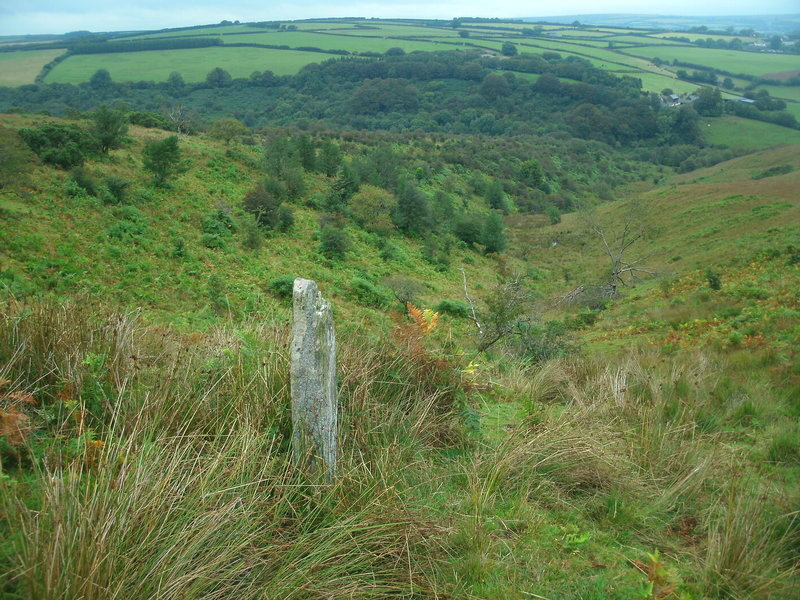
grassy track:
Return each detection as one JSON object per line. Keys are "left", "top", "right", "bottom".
{"left": 700, "top": 116, "right": 800, "bottom": 148}
{"left": 0, "top": 49, "right": 65, "bottom": 85}
{"left": 44, "top": 47, "right": 340, "bottom": 82}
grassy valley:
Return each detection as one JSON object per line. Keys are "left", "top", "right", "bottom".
{"left": 0, "top": 13, "right": 799, "bottom": 600}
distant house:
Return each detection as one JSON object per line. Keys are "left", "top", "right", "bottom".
{"left": 725, "top": 96, "right": 756, "bottom": 104}
{"left": 661, "top": 92, "right": 700, "bottom": 107}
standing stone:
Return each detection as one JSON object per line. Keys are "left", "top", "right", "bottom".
{"left": 291, "top": 278, "right": 337, "bottom": 481}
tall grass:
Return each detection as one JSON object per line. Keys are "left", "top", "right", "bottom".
{"left": 0, "top": 300, "right": 455, "bottom": 599}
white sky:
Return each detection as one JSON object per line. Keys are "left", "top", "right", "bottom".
{"left": 0, "top": 1, "right": 796, "bottom": 36}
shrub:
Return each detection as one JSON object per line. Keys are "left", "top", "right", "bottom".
{"left": 142, "top": 135, "right": 181, "bottom": 186}
{"left": 319, "top": 226, "right": 350, "bottom": 260}
{"left": 107, "top": 206, "right": 147, "bottom": 243}
{"left": 69, "top": 167, "right": 98, "bottom": 196}
{"left": 267, "top": 275, "right": 297, "bottom": 299}
{"left": 519, "top": 320, "right": 578, "bottom": 363}
{"left": 243, "top": 181, "right": 294, "bottom": 232}
{"left": 454, "top": 213, "right": 483, "bottom": 247}
{"left": 19, "top": 123, "right": 96, "bottom": 168}
{"left": 102, "top": 176, "right": 130, "bottom": 205}
{"left": 378, "top": 241, "right": 407, "bottom": 263}
{"left": 171, "top": 238, "right": 187, "bottom": 259}
{"left": 435, "top": 300, "right": 471, "bottom": 318}
{"left": 544, "top": 204, "right": 561, "bottom": 225}
{"left": 383, "top": 276, "right": 424, "bottom": 305}
{"left": 241, "top": 219, "right": 263, "bottom": 251}
{"left": 481, "top": 211, "right": 508, "bottom": 254}
{"left": 705, "top": 268, "right": 722, "bottom": 290}
{"left": 421, "top": 235, "right": 450, "bottom": 270}
{"left": 282, "top": 168, "right": 307, "bottom": 201}
{"left": 91, "top": 104, "right": 128, "bottom": 153}
{"left": 350, "top": 277, "right": 393, "bottom": 308}
{"left": 0, "top": 126, "right": 36, "bottom": 189}
{"left": 200, "top": 209, "right": 236, "bottom": 249}
{"left": 349, "top": 185, "right": 397, "bottom": 235}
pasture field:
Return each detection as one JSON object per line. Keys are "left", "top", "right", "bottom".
{"left": 545, "top": 29, "right": 615, "bottom": 38}
{"left": 533, "top": 38, "right": 634, "bottom": 48}
{"left": 601, "top": 34, "right": 684, "bottom": 45}
{"left": 752, "top": 84, "right": 800, "bottom": 102}
{"left": 620, "top": 45, "right": 800, "bottom": 77}
{"left": 43, "top": 47, "right": 338, "bottom": 83}
{"left": 635, "top": 71, "right": 698, "bottom": 94}
{"left": 119, "top": 24, "right": 258, "bottom": 40}
{"left": 650, "top": 32, "right": 757, "bottom": 42}
{"left": 230, "top": 32, "right": 456, "bottom": 53}
{"left": 700, "top": 115, "right": 800, "bottom": 148}
{"left": 0, "top": 49, "right": 64, "bottom": 86}
{"left": 318, "top": 24, "right": 460, "bottom": 37}
{"left": 780, "top": 102, "right": 800, "bottom": 119}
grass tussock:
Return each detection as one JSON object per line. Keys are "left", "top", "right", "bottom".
{"left": 0, "top": 299, "right": 457, "bottom": 599}
{"left": 2, "top": 297, "right": 798, "bottom": 599}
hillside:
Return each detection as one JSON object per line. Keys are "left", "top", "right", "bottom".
{"left": 1, "top": 106, "right": 799, "bottom": 598}
{"left": 1, "top": 12, "right": 799, "bottom": 596}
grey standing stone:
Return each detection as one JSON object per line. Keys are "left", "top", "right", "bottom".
{"left": 291, "top": 278, "right": 337, "bottom": 481}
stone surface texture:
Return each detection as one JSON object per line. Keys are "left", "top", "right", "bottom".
{"left": 290, "top": 278, "right": 337, "bottom": 480}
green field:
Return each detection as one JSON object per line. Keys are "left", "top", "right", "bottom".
{"left": 782, "top": 102, "right": 800, "bottom": 119}
{"left": 119, "top": 24, "right": 259, "bottom": 40}
{"left": 601, "top": 34, "right": 684, "bottom": 45}
{"left": 635, "top": 71, "right": 699, "bottom": 94}
{"left": 320, "top": 24, "right": 460, "bottom": 37}
{"left": 230, "top": 31, "right": 458, "bottom": 53}
{"left": 0, "top": 49, "right": 65, "bottom": 86}
{"left": 701, "top": 115, "right": 800, "bottom": 148}
{"left": 621, "top": 45, "right": 800, "bottom": 77}
{"left": 650, "top": 31, "right": 757, "bottom": 42}
{"left": 545, "top": 29, "right": 614, "bottom": 38}
{"left": 3, "top": 17, "right": 798, "bottom": 99}
{"left": 753, "top": 84, "right": 800, "bottom": 102}
{"left": 44, "top": 47, "right": 339, "bottom": 83}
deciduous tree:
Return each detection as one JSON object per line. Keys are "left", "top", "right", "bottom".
{"left": 142, "top": 135, "right": 181, "bottom": 186}
{"left": 91, "top": 104, "right": 128, "bottom": 153}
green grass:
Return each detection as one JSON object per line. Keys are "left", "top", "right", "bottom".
{"left": 752, "top": 84, "right": 800, "bottom": 103}
{"left": 321, "top": 23, "right": 461, "bottom": 37}
{"left": 230, "top": 31, "right": 456, "bottom": 53}
{"left": 43, "top": 46, "right": 342, "bottom": 83}
{"left": 634, "top": 71, "right": 699, "bottom": 94}
{"left": 502, "top": 37, "right": 674, "bottom": 74}
{"left": 621, "top": 45, "right": 800, "bottom": 77}
{"left": 1, "top": 112, "right": 799, "bottom": 599}
{"left": 118, "top": 24, "right": 261, "bottom": 40}
{"left": 701, "top": 116, "right": 800, "bottom": 148}
{"left": 545, "top": 29, "right": 616, "bottom": 38}
{"left": 650, "top": 32, "right": 757, "bottom": 42}
{"left": 0, "top": 49, "right": 65, "bottom": 86}
{"left": 601, "top": 34, "right": 685, "bottom": 45}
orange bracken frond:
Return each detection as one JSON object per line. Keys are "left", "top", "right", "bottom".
{"left": 406, "top": 303, "right": 440, "bottom": 335}
{"left": 8, "top": 391, "right": 36, "bottom": 405}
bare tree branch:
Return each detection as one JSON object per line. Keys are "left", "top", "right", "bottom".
{"left": 459, "top": 268, "right": 483, "bottom": 336}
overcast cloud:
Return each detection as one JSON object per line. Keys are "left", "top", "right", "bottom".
{"left": 1, "top": 1, "right": 797, "bottom": 36}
